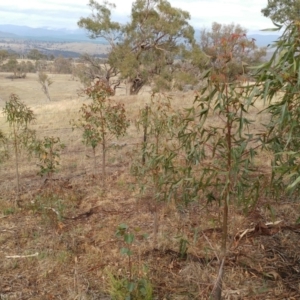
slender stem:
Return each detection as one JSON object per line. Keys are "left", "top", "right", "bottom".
{"left": 222, "top": 83, "right": 232, "bottom": 255}
{"left": 128, "top": 251, "right": 132, "bottom": 281}
{"left": 153, "top": 132, "right": 160, "bottom": 248}
{"left": 142, "top": 105, "right": 149, "bottom": 165}
{"left": 13, "top": 124, "right": 20, "bottom": 207}
{"left": 153, "top": 206, "right": 158, "bottom": 248}
{"left": 102, "top": 137, "right": 106, "bottom": 186}
{"left": 93, "top": 147, "right": 96, "bottom": 175}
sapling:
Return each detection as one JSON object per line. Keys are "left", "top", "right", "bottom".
{"left": 179, "top": 33, "right": 262, "bottom": 300}
{"left": 134, "top": 33, "right": 263, "bottom": 299}
{"left": 72, "top": 80, "right": 129, "bottom": 186}
{"left": 3, "top": 94, "right": 36, "bottom": 206}
{"left": 132, "top": 94, "right": 179, "bottom": 247}
{"left": 107, "top": 223, "right": 152, "bottom": 300}
{"left": 32, "top": 136, "right": 65, "bottom": 178}
{"left": 38, "top": 71, "right": 53, "bottom": 101}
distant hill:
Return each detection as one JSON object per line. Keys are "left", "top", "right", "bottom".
{"left": 0, "top": 24, "right": 106, "bottom": 43}
{"left": 248, "top": 34, "right": 279, "bottom": 47}
{"left": 0, "top": 24, "right": 281, "bottom": 47}
{"left": 0, "top": 30, "right": 17, "bottom": 38}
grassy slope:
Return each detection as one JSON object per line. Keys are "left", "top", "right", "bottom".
{"left": 0, "top": 74, "right": 300, "bottom": 299}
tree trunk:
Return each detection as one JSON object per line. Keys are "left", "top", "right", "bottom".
{"left": 129, "top": 79, "right": 145, "bottom": 95}
{"left": 44, "top": 85, "right": 51, "bottom": 101}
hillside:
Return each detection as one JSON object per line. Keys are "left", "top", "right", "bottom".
{"left": 0, "top": 25, "right": 280, "bottom": 58}
{"left": 0, "top": 73, "right": 299, "bottom": 299}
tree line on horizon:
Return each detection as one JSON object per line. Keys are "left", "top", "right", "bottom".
{"left": 0, "top": 0, "right": 296, "bottom": 96}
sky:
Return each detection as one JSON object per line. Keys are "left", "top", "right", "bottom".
{"left": 0, "top": 0, "right": 275, "bottom": 34}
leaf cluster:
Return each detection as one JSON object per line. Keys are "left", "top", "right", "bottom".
{"left": 0, "top": 130, "right": 9, "bottom": 163}
{"left": 73, "top": 80, "right": 129, "bottom": 150}
{"left": 200, "top": 23, "right": 266, "bottom": 82}
{"left": 111, "top": 224, "right": 152, "bottom": 300}
{"left": 78, "top": 0, "right": 202, "bottom": 94}
{"left": 261, "top": 0, "right": 300, "bottom": 25}
{"left": 3, "top": 94, "right": 35, "bottom": 129}
{"left": 253, "top": 21, "right": 300, "bottom": 195}
{"left": 31, "top": 136, "right": 65, "bottom": 177}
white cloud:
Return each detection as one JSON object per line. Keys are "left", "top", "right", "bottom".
{"left": 0, "top": 0, "right": 273, "bottom": 32}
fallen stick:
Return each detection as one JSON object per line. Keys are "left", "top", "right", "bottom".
{"left": 6, "top": 252, "right": 39, "bottom": 259}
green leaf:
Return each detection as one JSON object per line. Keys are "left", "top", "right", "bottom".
{"left": 124, "top": 233, "right": 134, "bottom": 244}
{"left": 127, "top": 281, "right": 136, "bottom": 293}
{"left": 118, "top": 223, "right": 128, "bottom": 230}
{"left": 120, "top": 247, "right": 132, "bottom": 256}
{"left": 287, "top": 176, "right": 300, "bottom": 191}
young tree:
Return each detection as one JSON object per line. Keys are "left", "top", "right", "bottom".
{"left": 199, "top": 22, "right": 266, "bottom": 82}
{"left": 178, "top": 32, "right": 262, "bottom": 299}
{"left": 32, "top": 136, "right": 65, "bottom": 178}
{"left": 3, "top": 94, "right": 36, "bottom": 206}
{"left": 78, "top": 0, "right": 202, "bottom": 94}
{"left": 72, "top": 80, "right": 129, "bottom": 185}
{"left": 261, "top": 0, "right": 300, "bottom": 24}
{"left": 38, "top": 72, "right": 53, "bottom": 101}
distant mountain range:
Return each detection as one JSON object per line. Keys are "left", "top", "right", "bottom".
{"left": 0, "top": 24, "right": 105, "bottom": 43}
{"left": 0, "top": 24, "right": 280, "bottom": 47}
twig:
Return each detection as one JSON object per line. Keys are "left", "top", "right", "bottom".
{"left": 6, "top": 252, "right": 39, "bottom": 259}
{"left": 202, "top": 232, "right": 220, "bottom": 263}
{"left": 210, "top": 257, "right": 225, "bottom": 300}
{"left": 44, "top": 206, "right": 60, "bottom": 217}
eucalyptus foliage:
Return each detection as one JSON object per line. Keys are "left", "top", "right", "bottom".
{"left": 261, "top": 0, "right": 300, "bottom": 25}
{"left": 78, "top": 0, "right": 204, "bottom": 94}
{"left": 0, "top": 130, "right": 8, "bottom": 164}
{"left": 72, "top": 81, "right": 129, "bottom": 182}
{"left": 253, "top": 20, "right": 300, "bottom": 196}
{"left": 3, "top": 94, "right": 36, "bottom": 206}
{"left": 132, "top": 32, "right": 264, "bottom": 299}
{"left": 32, "top": 136, "right": 65, "bottom": 178}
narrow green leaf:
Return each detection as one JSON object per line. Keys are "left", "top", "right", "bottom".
{"left": 287, "top": 176, "right": 300, "bottom": 191}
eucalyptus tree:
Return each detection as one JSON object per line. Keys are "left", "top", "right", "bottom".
{"left": 199, "top": 22, "right": 267, "bottom": 82}
{"left": 38, "top": 72, "right": 53, "bottom": 101}
{"left": 261, "top": 0, "right": 300, "bottom": 24}
{"left": 252, "top": 19, "right": 300, "bottom": 197}
{"left": 78, "top": 0, "right": 204, "bottom": 94}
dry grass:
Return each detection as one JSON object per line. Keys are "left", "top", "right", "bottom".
{"left": 0, "top": 74, "right": 300, "bottom": 299}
